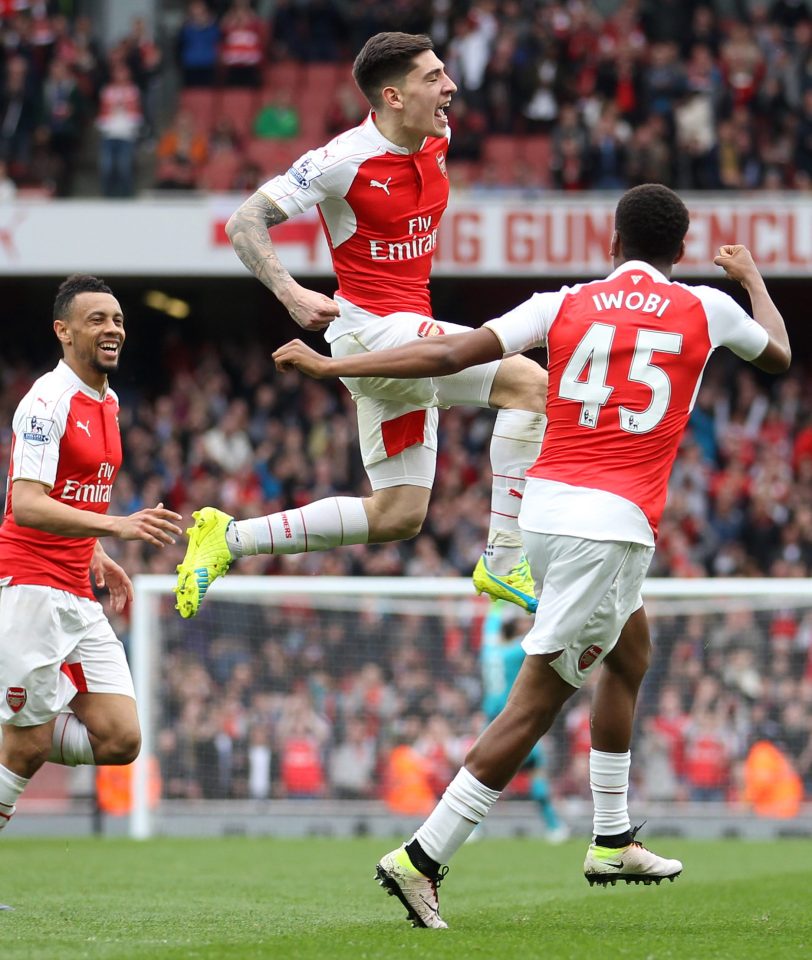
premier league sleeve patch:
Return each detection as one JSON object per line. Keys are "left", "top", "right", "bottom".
{"left": 22, "top": 416, "right": 53, "bottom": 444}
{"left": 287, "top": 155, "right": 323, "bottom": 190}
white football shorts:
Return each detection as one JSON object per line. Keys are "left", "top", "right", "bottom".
{"left": 0, "top": 584, "right": 135, "bottom": 727}
{"left": 331, "top": 298, "right": 501, "bottom": 490}
{"left": 520, "top": 533, "right": 654, "bottom": 688}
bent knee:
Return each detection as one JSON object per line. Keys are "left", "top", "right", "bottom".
{"left": 372, "top": 511, "right": 425, "bottom": 542}
{"left": 102, "top": 729, "right": 142, "bottom": 765}
{"left": 490, "top": 355, "right": 548, "bottom": 412}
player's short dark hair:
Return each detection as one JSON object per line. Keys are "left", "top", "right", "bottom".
{"left": 352, "top": 32, "right": 434, "bottom": 108}
{"left": 614, "top": 184, "right": 690, "bottom": 264}
{"left": 53, "top": 274, "right": 114, "bottom": 322}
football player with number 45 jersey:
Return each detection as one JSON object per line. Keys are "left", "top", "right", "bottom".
{"left": 272, "top": 184, "right": 791, "bottom": 928}
{"left": 0, "top": 275, "right": 182, "bottom": 843}
{"left": 175, "top": 32, "right": 548, "bottom": 621}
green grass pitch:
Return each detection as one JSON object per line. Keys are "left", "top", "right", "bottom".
{"left": 1, "top": 836, "right": 810, "bottom": 959}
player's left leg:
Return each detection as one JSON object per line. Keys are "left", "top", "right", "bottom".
{"left": 584, "top": 607, "right": 683, "bottom": 886}
{"left": 48, "top": 601, "right": 140, "bottom": 767}
{"left": 435, "top": 350, "right": 547, "bottom": 613}
{"left": 67, "top": 693, "right": 140, "bottom": 765}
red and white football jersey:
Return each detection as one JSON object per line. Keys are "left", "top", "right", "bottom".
{"left": 485, "top": 261, "right": 770, "bottom": 543}
{"left": 258, "top": 113, "right": 450, "bottom": 337}
{"left": 0, "top": 361, "right": 122, "bottom": 598}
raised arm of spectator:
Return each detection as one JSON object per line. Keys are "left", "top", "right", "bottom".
{"left": 226, "top": 191, "right": 339, "bottom": 331}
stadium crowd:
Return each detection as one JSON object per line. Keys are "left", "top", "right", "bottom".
{"left": 3, "top": 1, "right": 812, "bottom": 193}
{"left": 0, "top": 0, "right": 810, "bottom": 812}
{"left": 4, "top": 323, "right": 809, "bottom": 811}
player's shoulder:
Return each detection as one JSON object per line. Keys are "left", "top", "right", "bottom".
{"left": 309, "top": 117, "right": 387, "bottom": 169}
{"left": 16, "top": 365, "right": 78, "bottom": 417}
{"left": 671, "top": 280, "right": 739, "bottom": 311}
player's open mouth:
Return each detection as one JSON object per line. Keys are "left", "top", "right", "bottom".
{"left": 435, "top": 103, "right": 450, "bottom": 123}
{"left": 98, "top": 340, "right": 120, "bottom": 356}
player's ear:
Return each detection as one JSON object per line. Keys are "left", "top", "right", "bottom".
{"left": 609, "top": 230, "right": 620, "bottom": 259}
{"left": 53, "top": 318, "right": 71, "bottom": 345}
{"left": 381, "top": 84, "right": 403, "bottom": 110}
{"left": 673, "top": 240, "right": 686, "bottom": 265}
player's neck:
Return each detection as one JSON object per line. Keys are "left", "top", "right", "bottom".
{"left": 614, "top": 256, "right": 673, "bottom": 279}
{"left": 372, "top": 113, "right": 423, "bottom": 153}
{"left": 62, "top": 357, "right": 107, "bottom": 395}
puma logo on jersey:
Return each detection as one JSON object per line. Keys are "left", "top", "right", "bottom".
{"left": 75, "top": 419, "right": 91, "bottom": 437}
{"left": 370, "top": 177, "right": 392, "bottom": 195}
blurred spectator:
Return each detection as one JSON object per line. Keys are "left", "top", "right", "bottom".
{"left": 0, "top": 55, "right": 39, "bottom": 178}
{"left": 219, "top": 0, "right": 265, "bottom": 88}
{"left": 155, "top": 109, "right": 208, "bottom": 190}
{"left": 230, "top": 156, "right": 261, "bottom": 192}
{"left": 38, "top": 56, "right": 85, "bottom": 196}
{"left": 96, "top": 60, "right": 142, "bottom": 197}
{"left": 328, "top": 718, "right": 377, "bottom": 798}
{"left": 122, "top": 16, "right": 163, "bottom": 141}
{"left": 324, "top": 82, "right": 366, "bottom": 137}
{"left": 252, "top": 89, "right": 300, "bottom": 139}
{"left": 176, "top": 0, "right": 221, "bottom": 88}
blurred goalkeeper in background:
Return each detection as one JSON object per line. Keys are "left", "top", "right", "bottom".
{"left": 175, "top": 31, "right": 547, "bottom": 620}
{"left": 481, "top": 600, "right": 568, "bottom": 844}
{"left": 0, "top": 275, "right": 182, "bottom": 839}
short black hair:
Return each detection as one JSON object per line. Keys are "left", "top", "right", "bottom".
{"left": 352, "top": 32, "right": 434, "bottom": 108}
{"left": 53, "top": 274, "right": 113, "bottom": 323}
{"left": 614, "top": 184, "right": 690, "bottom": 264}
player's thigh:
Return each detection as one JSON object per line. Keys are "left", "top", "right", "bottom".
{"left": 0, "top": 585, "right": 81, "bottom": 727}
{"left": 430, "top": 319, "right": 501, "bottom": 410}
{"left": 70, "top": 693, "right": 139, "bottom": 744}
{"left": 521, "top": 534, "right": 654, "bottom": 688}
{"left": 487, "top": 353, "right": 547, "bottom": 413}
{"left": 332, "top": 314, "right": 442, "bottom": 408}
{"left": 68, "top": 598, "right": 135, "bottom": 702}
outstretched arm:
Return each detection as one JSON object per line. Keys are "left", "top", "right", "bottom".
{"left": 12, "top": 480, "right": 182, "bottom": 546}
{"left": 273, "top": 326, "right": 504, "bottom": 379}
{"left": 226, "top": 191, "right": 339, "bottom": 331}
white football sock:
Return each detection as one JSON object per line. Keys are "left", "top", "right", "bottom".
{"left": 413, "top": 766, "right": 501, "bottom": 863}
{"left": 227, "top": 496, "right": 369, "bottom": 557}
{"left": 590, "top": 748, "right": 631, "bottom": 838}
{"left": 486, "top": 409, "right": 546, "bottom": 574}
{"left": 48, "top": 713, "right": 95, "bottom": 767}
{"left": 0, "top": 762, "right": 29, "bottom": 831}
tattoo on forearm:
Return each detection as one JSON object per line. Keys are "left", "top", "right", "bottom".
{"left": 228, "top": 193, "right": 293, "bottom": 297}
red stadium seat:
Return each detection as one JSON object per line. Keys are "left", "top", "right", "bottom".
{"left": 446, "top": 160, "right": 481, "bottom": 188}
{"left": 178, "top": 88, "right": 219, "bottom": 133}
{"left": 263, "top": 60, "right": 303, "bottom": 95}
{"left": 294, "top": 87, "right": 329, "bottom": 140}
{"left": 521, "top": 136, "right": 552, "bottom": 187}
{"left": 482, "top": 135, "right": 522, "bottom": 169}
{"left": 217, "top": 89, "right": 262, "bottom": 139}
{"left": 199, "top": 149, "right": 242, "bottom": 191}
{"left": 246, "top": 137, "right": 309, "bottom": 174}
{"left": 301, "top": 63, "right": 344, "bottom": 92}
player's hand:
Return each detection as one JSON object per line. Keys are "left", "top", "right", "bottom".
{"left": 280, "top": 282, "right": 340, "bottom": 331}
{"left": 91, "top": 543, "right": 134, "bottom": 614}
{"left": 272, "top": 339, "right": 332, "bottom": 378}
{"left": 116, "top": 503, "right": 183, "bottom": 547}
{"left": 713, "top": 245, "right": 760, "bottom": 287}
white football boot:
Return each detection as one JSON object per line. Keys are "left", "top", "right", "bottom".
{"left": 375, "top": 846, "right": 449, "bottom": 929}
{"left": 584, "top": 824, "right": 683, "bottom": 886}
